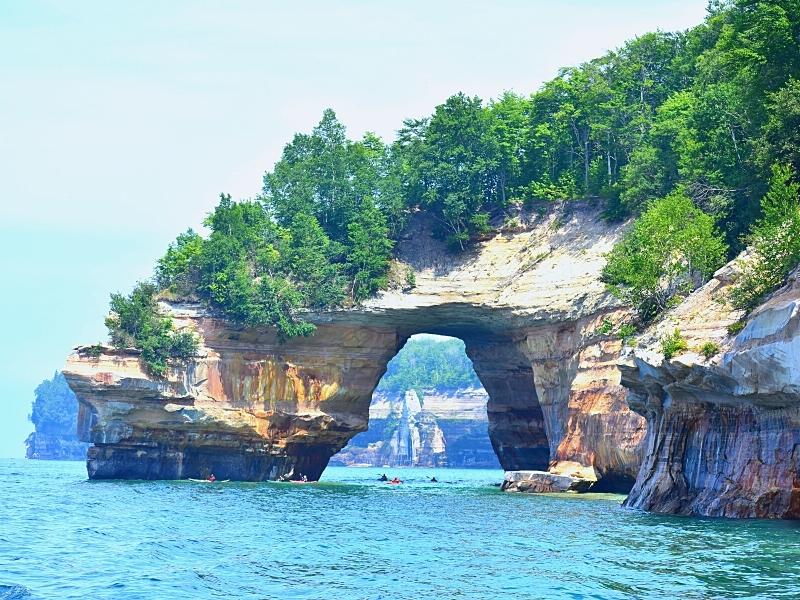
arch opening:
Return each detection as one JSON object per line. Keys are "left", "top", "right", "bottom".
{"left": 329, "top": 331, "right": 549, "bottom": 473}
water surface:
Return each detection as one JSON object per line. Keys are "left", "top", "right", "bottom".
{"left": 1, "top": 459, "right": 799, "bottom": 599}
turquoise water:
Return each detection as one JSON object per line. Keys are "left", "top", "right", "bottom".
{"left": 2, "top": 460, "right": 800, "bottom": 599}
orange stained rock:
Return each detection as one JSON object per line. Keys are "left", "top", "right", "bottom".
{"left": 285, "top": 364, "right": 306, "bottom": 403}
{"left": 93, "top": 372, "right": 114, "bottom": 385}
{"left": 205, "top": 361, "right": 227, "bottom": 403}
{"left": 254, "top": 414, "right": 271, "bottom": 438}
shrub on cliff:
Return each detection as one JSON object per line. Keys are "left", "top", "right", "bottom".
{"left": 699, "top": 341, "right": 720, "bottom": 359}
{"left": 729, "top": 164, "right": 800, "bottom": 311}
{"left": 105, "top": 282, "right": 198, "bottom": 377}
{"left": 602, "top": 191, "right": 727, "bottom": 321}
{"left": 660, "top": 329, "right": 688, "bottom": 360}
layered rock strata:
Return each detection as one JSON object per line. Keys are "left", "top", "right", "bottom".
{"left": 25, "top": 432, "right": 88, "bottom": 461}
{"left": 66, "top": 322, "right": 399, "bottom": 481}
{"left": 65, "top": 202, "right": 645, "bottom": 484}
{"left": 621, "top": 264, "right": 800, "bottom": 518}
{"left": 331, "top": 388, "right": 500, "bottom": 468}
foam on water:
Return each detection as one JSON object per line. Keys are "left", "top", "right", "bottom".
{"left": 2, "top": 459, "right": 800, "bottom": 599}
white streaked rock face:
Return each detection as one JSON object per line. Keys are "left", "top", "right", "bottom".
{"left": 64, "top": 201, "right": 645, "bottom": 486}
{"left": 621, "top": 263, "right": 800, "bottom": 518}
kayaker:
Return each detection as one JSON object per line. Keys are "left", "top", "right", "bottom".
{"left": 430, "top": 476, "right": 438, "bottom": 483}
{"left": 390, "top": 477, "right": 402, "bottom": 484}
{"left": 378, "top": 473, "right": 388, "bottom": 482}
{"left": 207, "top": 473, "right": 216, "bottom": 482}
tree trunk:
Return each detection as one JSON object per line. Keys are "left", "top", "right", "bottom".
{"left": 584, "top": 139, "right": 590, "bottom": 195}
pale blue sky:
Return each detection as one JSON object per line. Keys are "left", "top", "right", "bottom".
{"left": 0, "top": 0, "right": 708, "bottom": 457}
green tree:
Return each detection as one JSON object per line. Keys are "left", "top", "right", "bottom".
{"left": 731, "top": 163, "right": 800, "bottom": 310}
{"left": 756, "top": 78, "right": 800, "bottom": 175}
{"left": 404, "top": 93, "right": 500, "bottom": 249}
{"left": 155, "top": 228, "right": 203, "bottom": 294}
{"left": 105, "top": 282, "right": 198, "bottom": 376}
{"left": 377, "top": 337, "right": 482, "bottom": 393}
{"left": 283, "top": 212, "right": 346, "bottom": 308}
{"left": 346, "top": 198, "right": 395, "bottom": 301}
{"left": 487, "top": 91, "right": 531, "bottom": 204}
{"left": 602, "top": 191, "right": 727, "bottom": 319}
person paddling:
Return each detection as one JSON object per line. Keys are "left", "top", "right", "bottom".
{"left": 390, "top": 477, "right": 402, "bottom": 484}
{"left": 378, "top": 473, "right": 388, "bottom": 482}
{"left": 207, "top": 473, "right": 216, "bottom": 482}
{"left": 430, "top": 476, "right": 438, "bottom": 483}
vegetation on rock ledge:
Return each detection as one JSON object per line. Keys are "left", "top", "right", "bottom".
{"left": 105, "top": 282, "right": 198, "bottom": 377}
{"left": 106, "top": 0, "right": 800, "bottom": 354}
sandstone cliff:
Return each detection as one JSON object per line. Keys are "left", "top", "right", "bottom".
{"left": 64, "top": 202, "right": 645, "bottom": 485}
{"left": 620, "top": 262, "right": 800, "bottom": 518}
{"left": 330, "top": 388, "right": 499, "bottom": 468}
{"left": 25, "top": 432, "right": 88, "bottom": 461}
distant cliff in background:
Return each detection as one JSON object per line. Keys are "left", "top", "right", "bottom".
{"left": 331, "top": 387, "right": 500, "bottom": 468}
{"left": 25, "top": 372, "right": 88, "bottom": 461}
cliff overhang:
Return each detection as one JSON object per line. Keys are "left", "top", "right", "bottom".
{"left": 620, "top": 262, "right": 800, "bottom": 518}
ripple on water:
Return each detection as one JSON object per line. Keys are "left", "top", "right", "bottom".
{"left": 2, "top": 460, "right": 800, "bottom": 599}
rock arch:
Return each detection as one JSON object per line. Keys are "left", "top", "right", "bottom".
{"left": 64, "top": 202, "right": 645, "bottom": 488}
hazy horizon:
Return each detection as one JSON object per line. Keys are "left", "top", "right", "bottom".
{"left": 0, "top": 0, "right": 708, "bottom": 457}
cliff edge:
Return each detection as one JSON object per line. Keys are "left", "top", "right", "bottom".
{"left": 620, "top": 261, "right": 800, "bottom": 518}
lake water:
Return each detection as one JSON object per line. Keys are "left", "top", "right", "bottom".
{"left": 2, "top": 459, "right": 800, "bottom": 599}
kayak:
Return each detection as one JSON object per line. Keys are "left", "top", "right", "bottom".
{"left": 275, "top": 478, "right": 316, "bottom": 484}
{"left": 188, "top": 478, "right": 230, "bottom": 483}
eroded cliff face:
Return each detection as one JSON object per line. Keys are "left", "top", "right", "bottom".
{"left": 331, "top": 388, "right": 498, "bottom": 468}
{"left": 64, "top": 202, "right": 645, "bottom": 484}
{"left": 65, "top": 320, "right": 400, "bottom": 481}
{"left": 620, "top": 263, "right": 800, "bottom": 518}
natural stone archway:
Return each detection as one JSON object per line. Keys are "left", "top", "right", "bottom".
{"left": 466, "top": 338, "right": 548, "bottom": 470}
{"left": 63, "top": 202, "right": 646, "bottom": 487}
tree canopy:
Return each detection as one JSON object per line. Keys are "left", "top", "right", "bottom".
{"left": 28, "top": 372, "right": 79, "bottom": 436}
{"left": 106, "top": 0, "right": 800, "bottom": 358}
{"left": 376, "top": 337, "right": 482, "bottom": 394}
